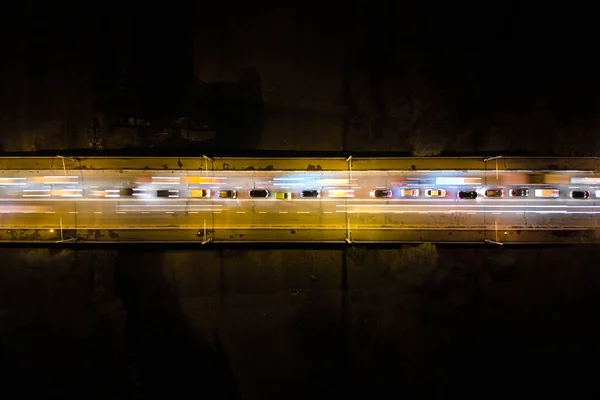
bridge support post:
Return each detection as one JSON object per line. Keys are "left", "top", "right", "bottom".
{"left": 345, "top": 156, "right": 353, "bottom": 243}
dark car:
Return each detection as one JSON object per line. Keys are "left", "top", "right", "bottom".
{"left": 120, "top": 188, "right": 135, "bottom": 196}
{"left": 300, "top": 190, "right": 320, "bottom": 198}
{"left": 249, "top": 189, "right": 269, "bottom": 198}
{"left": 570, "top": 190, "right": 590, "bottom": 199}
{"left": 484, "top": 189, "right": 504, "bottom": 198}
{"left": 370, "top": 189, "right": 393, "bottom": 198}
{"left": 510, "top": 188, "right": 529, "bottom": 197}
{"left": 219, "top": 190, "right": 237, "bottom": 199}
{"left": 157, "top": 189, "right": 179, "bottom": 198}
{"left": 458, "top": 191, "right": 478, "bottom": 199}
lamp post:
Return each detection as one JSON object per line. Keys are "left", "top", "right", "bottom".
{"left": 56, "top": 155, "right": 76, "bottom": 176}
{"left": 202, "top": 155, "right": 212, "bottom": 174}
{"left": 483, "top": 155, "right": 503, "bottom": 180}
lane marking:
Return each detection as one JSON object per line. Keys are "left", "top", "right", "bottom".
{"left": 116, "top": 212, "right": 126, "bottom": 214}
{"left": 279, "top": 211, "right": 288, "bottom": 214}
{"left": 69, "top": 211, "right": 79, "bottom": 214}
{"left": 141, "top": 212, "right": 150, "bottom": 214}
{"left": 297, "top": 211, "right": 310, "bottom": 214}
{"left": 165, "top": 212, "right": 174, "bottom": 214}
{"left": 259, "top": 211, "right": 267, "bottom": 214}
{"left": 236, "top": 211, "right": 246, "bottom": 214}
{"left": 188, "top": 211, "right": 198, "bottom": 214}
{"left": 94, "top": 211, "right": 102, "bottom": 214}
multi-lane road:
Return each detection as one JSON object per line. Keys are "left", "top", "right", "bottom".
{"left": 1, "top": 166, "right": 600, "bottom": 243}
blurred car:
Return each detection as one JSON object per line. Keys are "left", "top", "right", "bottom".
{"left": 534, "top": 188, "right": 560, "bottom": 198}
{"left": 249, "top": 189, "right": 269, "bottom": 198}
{"left": 329, "top": 189, "right": 355, "bottom": 198}
{"left": 484, "top": 189, "right": 504, "bottom": 198}
{"left": 275, "top": 192, "right": 292, "bottom": 200}
{"left": 400, "top": 188, "right": 419, "bottom": 198}
{"left": 218, "top": 190, "right": 237, "bottom": 199}
{"left": 120, "top": 188, "right": 135, "bottom": 196}
{"left": 301, "top": 190, "right": 320, "bottom": 198}
{"left": 509, "top": 188, "right": 529, "bottom": 197}
{"left": 370, "top": 189, "right": 393, "bottom": 198}
{"left": 458, "top": 190, "right": 477, "bottom": 199}
{"left": 425, "top": 189, "right": 446, "bottom": 198}
{"left": 89, "top": 189, "right": 115, "bottom": 197}
{"left": 570, "top": 190, "right": 590, "bottom": 199}
{"left": 157, "top": 189, "right": 179, "bottom": 198}
{"left": 189, "top": 189, "right": 211, "bottom": 198}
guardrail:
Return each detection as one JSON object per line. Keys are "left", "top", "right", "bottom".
{"left": 0, "top": 155, "right": 598, "bottom": 172}
{"left": 0, "top": 227, "right": 597, "bottom": 245}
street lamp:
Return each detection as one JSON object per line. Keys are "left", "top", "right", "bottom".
{"left": 56, "top": 155, "right": 77, "bottom": 176}
{"left": 202, "top": 155, "right": 212, "bottom": 173}
{"left": 483, "top": 155, "right": 503, "bottom": 180}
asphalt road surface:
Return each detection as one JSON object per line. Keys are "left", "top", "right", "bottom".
{"left": 0, "top": 169, "right": 599, "bottom": 242}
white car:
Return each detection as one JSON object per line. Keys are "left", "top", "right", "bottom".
{"left": 425, "top": 189, "right": 446, "bottom": 198}
{"left": 534, "top": 188, "right": 559, "bottom": 198}
{"left": 328, "top": 189, "right": 355, "bottom": 198}
{"left": 400, "top": 188, "right": 420, "bottom": 197}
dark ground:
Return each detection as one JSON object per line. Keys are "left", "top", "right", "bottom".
{"left": 1, "top": 1, "right": 600, "bottom": 155}
{"left": 1, "top": 245, "right": 600, "bottom": 399}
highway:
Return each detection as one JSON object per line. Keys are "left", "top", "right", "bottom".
{"left": 0, "top": 168, "right": 599, "bottom": 243}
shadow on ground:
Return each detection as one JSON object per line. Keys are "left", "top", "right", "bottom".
{"left": 114, "top": 250, "right": 240, "bottom": 400}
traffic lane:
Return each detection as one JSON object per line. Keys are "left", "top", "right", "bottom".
{"left": 1, "top": 169, "right": 595, "bottom": 190}
{"left": 0, "top": 198, "right": 346, "bottom": 228}
{"left": 2, "top": 196, "right": 599, "bottom": 210}
{"left": 5, "top": 185, "right": 600, "bottom": 204}
{"left": 2, "top": 171, "right": 600, "bottom": 202}
{"left": 1, "top": 202, "right": 598, "bottom": 229}
{"left": 1, "top": 193, "right": 598, "bottom": 213}
{"left": 0, "top": 194, "right": 597, "bottom": 208}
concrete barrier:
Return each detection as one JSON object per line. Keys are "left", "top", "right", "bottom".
{"left": 0, "top": 156, "right": 597, "bottom": 172}
{"left": 0, "top": 228, "right": 596, "bottom": 244}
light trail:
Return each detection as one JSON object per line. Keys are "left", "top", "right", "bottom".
{"left": 1, "top": 168, "right": 600, "bottom": 238}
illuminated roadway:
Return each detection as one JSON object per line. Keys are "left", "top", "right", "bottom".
{"left": 1, "top": 168, "right": 600, "bottom": 243}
